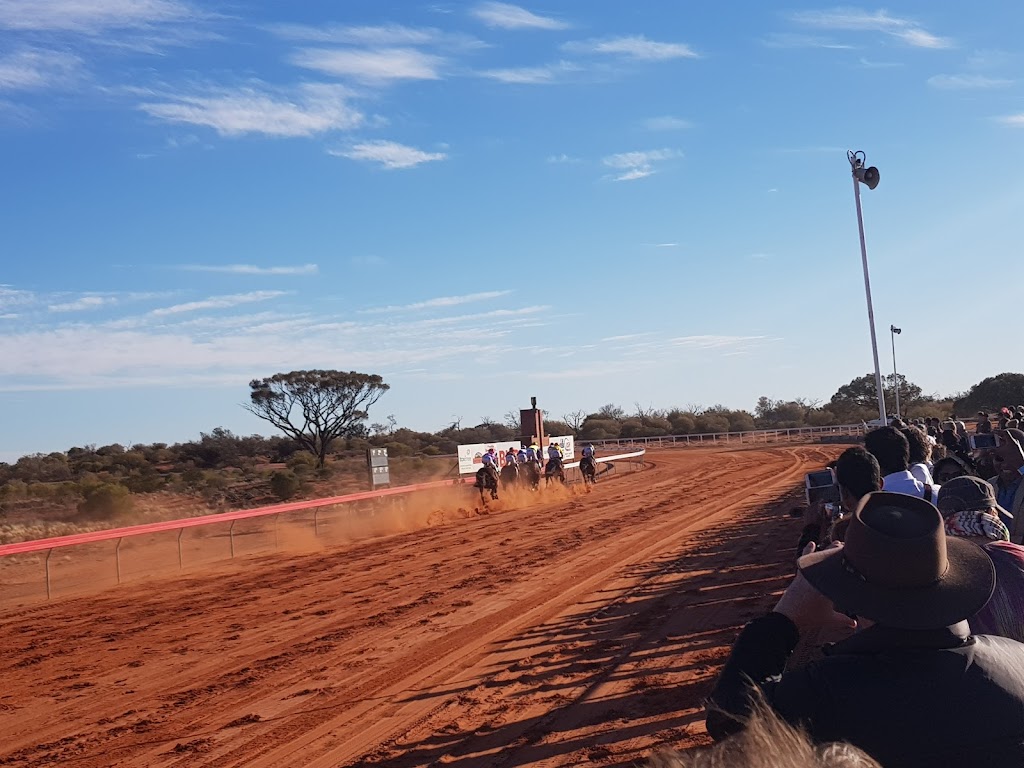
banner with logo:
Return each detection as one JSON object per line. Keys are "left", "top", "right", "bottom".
{"left": 547, "top": 435, "right": 575, "bottom": 460}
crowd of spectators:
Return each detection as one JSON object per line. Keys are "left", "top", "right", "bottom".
{"left": 682, "top": 410, "right": 1024, "bottom": 767}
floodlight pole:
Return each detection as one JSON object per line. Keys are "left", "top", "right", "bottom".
{"left": 890, "top": 325, "right": 901, "bottom": 420}
{"left": 849, "top": 152, "right": 887, "bottom": 425}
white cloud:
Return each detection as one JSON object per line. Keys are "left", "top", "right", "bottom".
{"left": 332, "top": 140, "right": 447, "bottom": 169}
{"left": 670, "top": 335, "right": 769, "bottom": 349}
{"left": 643, "top": 116, "right": 691, "bottom": 131}
{"left": 564, "top": 35, "right": 699, "bottom": 61}
{"left": 178, "top": 264, "right": 319, "bottom": 275}
{"left": 470, "top": 2, "right": 568, "bottom": 30}
{"left": 0, "top": 0, "right": 197, "bottom": 33}
{"left": 791, "top": 8, "right": 952, "bottom": 49}
{"left": 49, "top": 296, "right": 117, "bottom": 312}
{"left": 363, "top": 290, "right": 512, "bottom": 314}
{"left": 150, "top": 291, "right": 286, "bottom": 316}
{"left": 291, "top": 47, "right": 444, "bottom": 83}
{"left": 139, "top": 83, "right": 362, "bottom": 138}
{"left": 654, "top": 242, "right": 679, "bottom": 248}
{"left": 479, "top": 60, "right": 579, "bottom": 84}
{"left": 927, "top": 74, "right": 1012, "bottom": 90}
{"left": 0, "top": 286, "right": 35, "bottom": 311}
{"left": 350, "top": 254, "right": 387, "bottom": 267}
{"left": 547, "top": 153, "right": 580, "bottom": 163}
{"left": 602, "top": 148, "right": 682, "bottom": 181}
{"left": 997, "top": 114, "right": 1024, "bottom": 127}
{"left": 0, "top": 49, "right": 83, "bottom": 91}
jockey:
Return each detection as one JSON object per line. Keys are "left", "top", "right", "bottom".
{"left": 505, "top": 447, "right": 519, "bottom": 466}
{"left": 547, "top": 442, "right": 564, "bottom": 462}
{"left": 526, "top": 443, "right": 541, "bottom": 464}
{"left": 582, "top": 443, "right": 596, "bottom": 460}
{"left": 517, "top": 446, "right": 528, "bottom": 464}
{"left": 480, "top": 448, "right": 498, "bottom": 471}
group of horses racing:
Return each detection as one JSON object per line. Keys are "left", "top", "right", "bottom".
{"left": 473, "top": 453, "right": 598, "bottom": 503}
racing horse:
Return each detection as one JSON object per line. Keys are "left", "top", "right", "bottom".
{"left": 474, "top": 465, "right": 499, "bottom": 502}
{"left": 521, "top": 460, "right": 541, "bottom": 491}
{"left": 499, "top": 462, "right": 519, "bottom": 489}
{"left": 545, "top": 457, "right": 566, "bottom": 486}
{"left": 580, "top": 455, "right": 597, "bottom": 486}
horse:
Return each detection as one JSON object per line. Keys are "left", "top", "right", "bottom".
{"left": 474, "top": 465, "right": 499, "bottom": 502}
{"left": 580, "top": 455, "right": 597, "bottom": 486}
{"left": 521, "top": 460, "right": 541, "bottom": 491}
{"left": 545, "top": 457, "right": 566, "bottom": 486}
{"left": 500, "top": 462, "right": 519, "bottom": 489}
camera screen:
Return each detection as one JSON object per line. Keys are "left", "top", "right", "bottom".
{"left": 972, "top": 434, "right": 997, "bottom": 449}
{"left": 807, "top": 470, "right": 835, "bottom": 487}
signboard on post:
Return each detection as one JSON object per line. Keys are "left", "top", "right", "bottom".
{"left": 367, "top": 447, "right": 390, "bottom": 487}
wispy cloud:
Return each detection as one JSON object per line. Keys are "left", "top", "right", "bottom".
{"left": 350, "top": 254, "right": 387, "bottom": 267}
{"left": 479, "top": 61, "right": 580, "bottom": 84}
{"left": 363, "top": 290, "right": 512, "bottom": 314}
{"left": 0, "top": 286, "right": 36, "bottom": 311}
{"left": 150, "top": 291, "right": 286, "bottom": 316}
{"left": 643, "top": 116, "right": 691, "bottom": 131}
{"left": 791, "top": 8, "right": 952, "bottom": 49}
{"left": 49, "top": 296, "right": 117, "bottom": 312}
{"left": 332, "top": 140, "right": 447, "bottom": 169}
{"left": 139, "top": 83, "right": 362, "bottom": 138}
{"left": 470, "top": 2, "right": 569, "bottom": 30}
{"left": 269, "top": 22, "right": 484, "bottom": 50}
{"left": 291, "top": 47, "right": 444, "bottom": 83}
{"left": 0, "top": 0, "right": 198, "bottom": 34}
{"left": 564, "top": 35, "right": 699, "bottom": 61}
{"left": 178, "top": 264, "right": 319, "bottom": 276}
{"left": 602, "top": 148, "right": 682, "bottom": 181}
{"left": 927, "top": 74, "right": 1013, "bottom": 90}
{"left": 997, "top": 114, "right": 1024, "bottom": 127}
{"left": 653, "top": 242, "right": 679, "bottom": 248}
{"left": 0, "top": 49, "right": 83, "bottom": 91}
{"left": 546, "top": 153, "right": 581, "bottom": 163}
{"left": 762, "top": 33, "right": 855, "bottom": 50}
{"left": 670, "top": 335, "right": 769, "bottom": 349}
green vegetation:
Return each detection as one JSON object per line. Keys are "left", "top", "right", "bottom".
{"left": 0, "top": 369, "right": 1013, "bottom": 539}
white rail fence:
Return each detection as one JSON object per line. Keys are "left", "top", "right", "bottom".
{"left": 588, "top": 423, "right": 865, "bottom": 451}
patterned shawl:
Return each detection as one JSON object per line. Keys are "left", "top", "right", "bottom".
{"left": 944, "top": 510, "right": 1010, "bottom": 542}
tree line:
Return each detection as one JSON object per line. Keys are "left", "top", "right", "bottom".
{"left": 2, "top": 370, "right": 1021, "bottom": 518}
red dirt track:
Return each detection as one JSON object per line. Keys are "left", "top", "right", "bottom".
{"left": 0, "top": 445, "right": 843, "bottom": 767}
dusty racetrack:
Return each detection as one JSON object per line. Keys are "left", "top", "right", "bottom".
{"left": 0, "top": 445, "right": 843, "bottom": 767}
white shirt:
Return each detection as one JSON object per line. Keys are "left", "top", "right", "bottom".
{"left": 883, "top": 470, "right": 939, "bottom": 504}
{"left": 909, "top": 462, "right": 934, "bottom": 486}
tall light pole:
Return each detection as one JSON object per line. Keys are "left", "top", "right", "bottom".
{"left": 848, "top": 150, "right": 887, "bottom": 425}
{"left": 890, "top": 325, "right": 902, "bottom": 420}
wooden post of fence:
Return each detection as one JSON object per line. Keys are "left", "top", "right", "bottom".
{"left": 274, "top": 514, "right": 280, "bottom": 550}
{"left": 177, "top": 528, "right": 184, "bottom": 569}
{"left": 115, "top": 537, "right": 123, "bottom": 584}
{"left": 313, "top": 508, "right": 319, "bottom": 538}
{"left": 229, "top": 520, "right": 236, "bottom": 558}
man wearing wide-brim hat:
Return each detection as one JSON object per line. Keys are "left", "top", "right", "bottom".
{"left": 705, "top": 491, "right": 1024, "bottom": 767}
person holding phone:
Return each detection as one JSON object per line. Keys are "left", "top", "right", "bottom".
{"left": 991, "top": 428, "right": 1024, "bottom": 543}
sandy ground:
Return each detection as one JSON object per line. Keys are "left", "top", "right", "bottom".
{"left": 0, "top": 445, "right": 841, "bottom": 767}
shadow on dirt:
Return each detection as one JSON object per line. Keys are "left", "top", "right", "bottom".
{"left": 355, "top": 486, "right": 807, "bottom": 768}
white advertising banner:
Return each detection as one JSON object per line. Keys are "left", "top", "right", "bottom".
{"left": 457, "top": 436, "right": 575, "bottom": 474}
{"left": 457, "top": 441, "right": 523, "bottom": 475}
{"left": 547, "top": 435, "right": 575, "bottom": 460}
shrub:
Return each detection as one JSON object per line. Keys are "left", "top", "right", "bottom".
{"left": 78, "top": 483, "right": 133, "bottom": 519}
{"left": 270, "top": 471, "right": 301, "bottom": 501}
{"left": 286, "top": 453, "right": 318, "bottom": 476}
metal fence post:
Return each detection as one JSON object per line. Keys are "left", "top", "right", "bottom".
{"left": 229, "top": 520, "right": 236, "bottom": 558}
{"left": 115, "top": 537, "right": 123, "bottom": 584}
{"left": 45, "top": 548, "right": 53, "bottom": 599}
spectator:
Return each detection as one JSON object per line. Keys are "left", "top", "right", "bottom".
{"left": 706, "top": 491, "right": 1024, "bottom": 767}
{"left": 991, "top": 428, "right": 1024, "bottom": 543}
{"left": 937, "top": 476, "right": 1024, "bottom": 643}
{"left": 902, "top": 427, "right": 933, "bottom": 485}
{"left": 796, "top": 449, "right": 881, "bottom": 557}
{"left": 651, "top": 695, "right": 880, "bottom": 767}
{"left": 932, "top": 456, "right": 971, "bottom": 485}
{"left": 864, "top": 426, "right": 937, "bottom": 502}
{"left": 978, "top": 418, "right": 994, "bottom": 435}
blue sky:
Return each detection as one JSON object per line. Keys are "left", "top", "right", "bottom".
{"left": 2, "top": 1, "right": 1023, "bottom": 461}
